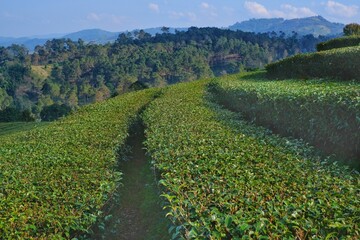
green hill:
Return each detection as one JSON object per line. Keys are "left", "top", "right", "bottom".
{"left": 0, "top": 72, "right": 359, "bottom": 238}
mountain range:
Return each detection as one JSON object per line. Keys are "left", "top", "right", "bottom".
{"left": 0, "top": 16, "right": 344, "bottom": 50}
{"left": 229, "top": 16, "right": 344, "bottom": 37}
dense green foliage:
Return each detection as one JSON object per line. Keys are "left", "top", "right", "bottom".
{"left": 40, "top": 103, "right": 72, "bottom": 121}
{"left": 0, "top": 122, "right": 49, "bottom": 137}
{"left": 0, "top": 89, "right": 158, "bottom": 238}
{"left": 316, "top": 36, "right": 360, "bottom": 51}
{"left": 143, "top": 80, "right": 359, "bottom": 238}
{"left": 0, "top": 107, "right": 35, "bottom": 122}
{"left": 209, "top": 73, "right": 360, "bottom": 168}
{"left": 0, "top": 27, "right": 328, "bottom": 119}
{"left": 343, "top": 23, "right": 360, "bottom": 36}
{"left": 266, "top": 46, "right": 360, "bottom": 81}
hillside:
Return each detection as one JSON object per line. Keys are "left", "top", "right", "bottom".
{"left": 1, "top": 33, "right": 359, "bottom": 237}
{"left": 1, "top": 27, "right": 330, "bottom": 121}
{"left": 0, "top": 72, "right": 358, "bottom": 238}
{"left": 229, "top": 16, "right": 344, "bottom": 36}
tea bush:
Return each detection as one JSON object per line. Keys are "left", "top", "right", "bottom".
{"left": 266, "top": 46, "right": 360, "bottom": 81}
{"left": 0, "top": 89, "right": 158, "bottom": 238}
{"left": 210, "top": 73, "right": 360, "bottom": 168}
{"left": 143, "top": 80, "right": 359, "bottom": 238}
{"left": 317, "top": 36, "right": 360, "bottom": 51}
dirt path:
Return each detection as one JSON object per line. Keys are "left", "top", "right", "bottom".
{"left": 89, "top": 124, "right": 170, "bottom": 240}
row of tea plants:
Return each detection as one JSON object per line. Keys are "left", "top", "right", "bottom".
{"left": 209, "top": 73, "right": 360, "bottom": 168}
{"left": 316, "top": 36, "right": 360, "bottom": 51}
{"left": 265, "top": 46, "right": 360, "bottom": 81}
{"left": 142, "top": 80, "right": 359, "bottom": 239}
{"left": 0, "top": 89, "right": 158, "bottom": 238}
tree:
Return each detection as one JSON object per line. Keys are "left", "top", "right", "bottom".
{"left": 116, "top": 33, "right": 133, "bottom": 45}
{"left": 135, "top": 30, "right": 151, "bottom": 41}
{"left": 128, "top": 81, "right": 148, "bottom": 91}
{"left": 343, "top": 23, "right": 360, "bottom": 36}
{"left": 40, "top": 103, "right": 71, "bottom": 121}
{"left": 0, "top": 107, "right": 34, "bottom": 122}
{"left": 161, "top": 26, "right": 170, "bottom": 34}
{"left": 7, "top": 44, "right": 29, "bottom": 62}
{"left": 95, "top": 84, "right": 111, "bottom": 102}
{"left": 0, "top": 88, "right": 12, "bottom": 110}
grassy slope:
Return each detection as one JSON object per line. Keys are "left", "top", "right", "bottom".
{"left": 0, "top": 122, "right": 50, "bottom": 137}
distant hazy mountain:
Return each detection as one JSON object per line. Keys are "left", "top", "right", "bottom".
{"left": 64, "top": 29, "right": 120, "bottom": 44}
{"left": 64, "top": 27, "right": 187, "bottom": 43}
{"left": 0, "top": 27, "right": 187, "bottom": 50}
{"left": 0, "top": 37, "right": 48, "bottom": 50}
{"left": 131, "top": 27, "right": 188, "bottom": 36}
{"left": 0, "top": 16, "right": 343, "bottom": 50}
{"left": 229, "top": 16, "right": 344, "bottom": 37}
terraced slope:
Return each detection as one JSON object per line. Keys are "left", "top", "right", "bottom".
{"left": 210, "top": 72, "right": 360, "bottom": 168}
{"left": 0, "top": 89, "right": 159, "bottom": 239}
{"left": 143, "top": 80, "right": 359, "bottom": 238}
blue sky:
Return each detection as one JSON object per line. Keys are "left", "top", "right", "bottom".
{"left": 0, "top": 0, "right": 359, "bottom": 37}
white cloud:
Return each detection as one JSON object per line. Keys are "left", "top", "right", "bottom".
{"left": 244, "top": 1, "right": 270, "bottom": 17}
{"left": 244, "top": 1, "right": 316, "bottom": 19}
{"left": 169, "top": 11, "right": 197, "bottom": 21}
{"left": 200, "top": 2, "right": 217, "bottom": 17}
{"left": 86, "top": 13, "right": 125, "bottom": 25}
{"left": 87, "top": 13, "right": 101, "bottom": 21}
{"left": 149, "top": 3, "right": 160, "bottom": 13}
{"left": 201, "top": 2, "right": 210, "bottom": 10}
{"left": 325, "top": 1, "right": 358, "bottom": 17}
{"left": 277, "top": 4, "right": 316, "bottom": 18}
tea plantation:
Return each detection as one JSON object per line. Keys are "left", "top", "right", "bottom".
{"left": 0, "top": 89, "right": 159, "bottom": 238}
{"left": 0, "top": 62, "right": 359, "bottom": 238}
{"left": 143, "top": 80, "right": 359, "bottom": 239}
{"left": 209, "top": 72, "right": 360, "bottom": 168}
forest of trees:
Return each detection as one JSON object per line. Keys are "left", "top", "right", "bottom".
{"left": 0, "top": 27, "right": 330, "bottom": 120}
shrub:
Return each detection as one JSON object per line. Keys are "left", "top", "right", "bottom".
{"left": 266, "top": 46, "right": 360, "bottom": 81}
{"left": 143, "top": 80, "right": 359, "bottom": 238}
{"left": 40, "top": 103, "right": 72, "bottom": 121}
{"left": 0, "top": 89, "right": 158, "bottom": 238}
{"left": 0, "top": 107, "right": 35, "bottom": 122}
{"left": 210, "top": 73, "right": 360, "bottom": 168}
{"left": 317, "top": 36, "right": 360, "bottom": 51}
